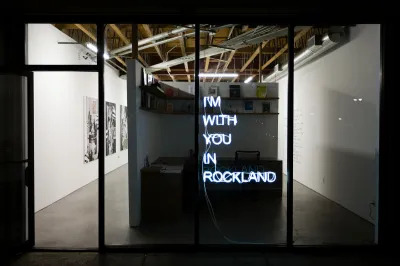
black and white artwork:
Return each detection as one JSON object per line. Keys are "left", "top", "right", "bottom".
{"left": 106, "top": 101, "right": 117, "bottom": 156}
{"left": 84, "top": 97, "right": 99, "bottom": 163}
{"left": 120, "top": 105, "right": 128, "bottom": 151}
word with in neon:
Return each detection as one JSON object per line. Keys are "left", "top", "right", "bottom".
{"left": 203, "top": 115, "right": 237, "bottom": 126}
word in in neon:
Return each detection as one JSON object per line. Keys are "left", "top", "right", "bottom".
{"left": 203, "top": 153, "right": 217, "bottom": 165}
{"left": 203, "top": 171, "right": 277, "bottom": 183}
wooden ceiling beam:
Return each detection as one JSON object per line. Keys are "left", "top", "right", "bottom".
{"left": 109, "top": 24, "right": 130, "bottom": 45}
{"left": 138, "top": 54, "right": 148, "bottom": 67}
{"left": 204, "top": 33, "right": 213, "bottom": 73}
{"left": 179, "top": 33, "right": 190, "bottom": 82}
{"left": 141, "top": 24, "right": 165, "bottom": 61}
{"left": 75, "top": 23, "right": 128, "bottom": 69}
{"left": 211, "top": 26, "right": 235, "bottom": 83}
{"left": 233, "top": 27, "right": 311, "bottom": 83}
{"left": 240, "top": 41, "right": 269, "bottom": 72}
{"left": 74, "top": 24, "right": 96, "bottom": 41}
{"left": 115, "top": 56, "right": 127, "bottom": 67}
{"left": 261, "top": 27, "right": 311, "bottom": 70}
{"left": 204, "top": 57, "right": 210, "bottom": 72}
{"left": 216, "top": 50, "right": 236, "bottom": 82}
{"left": 141, "top": 24, "right": 173, "bottom": 81}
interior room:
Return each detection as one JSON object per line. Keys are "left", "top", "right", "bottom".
{"left": 27, "top": 23, "right": 379, "bottom": 248}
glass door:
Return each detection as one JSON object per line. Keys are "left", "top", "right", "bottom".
{"left": 0, "top": 72, "right": 34, "bottom": 253}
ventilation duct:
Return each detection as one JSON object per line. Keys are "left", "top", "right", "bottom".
{"left": 110, "top": 24, "right": 196, "bottom": 55}
{"left": 145, "top": 26, "right": 310, "bottom": 73}
{"left": 263, "top": 30, "right": 345, "bottom": 82}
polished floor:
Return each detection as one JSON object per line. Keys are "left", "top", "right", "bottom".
{"left": 35, "top": 164, "right": 374, "bottom": 248}
{"left": 8, "top": 252, "right": 397, "bottom": 266}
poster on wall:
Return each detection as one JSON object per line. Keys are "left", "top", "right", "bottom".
{"left": 120, "top": 105, "right": 128, "bottom": 151}
{"left": 106, "top": 101, "right": 117, "bottom": 156}
{"left": 84, "top": 97, "right": 99, "bottom": 163}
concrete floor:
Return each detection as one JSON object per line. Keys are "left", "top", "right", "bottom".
{"left": 35, "top": 164, "right": 374, "bottom": 248}
{"left": 8, "top": 252, "right": 397, "bottom": 266}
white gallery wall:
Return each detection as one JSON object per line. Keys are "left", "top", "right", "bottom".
{"left": 29, "top": 24, "right": 128, "bottom": 212}
{"left": 277, "top": 24, "right": 380, "bottom": 223}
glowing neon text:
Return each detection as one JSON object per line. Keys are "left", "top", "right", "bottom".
{"left": 203, "top": 153, "right": 217, "bottom": 165}
{"left": 202, "top": 115, "right": 237, "bottom": 126}
{"left": 202, "top": 96, "right": 277, "bottom": 184}
{"left": 203, "top": 133, "right": 232, "bottom": 145}
{"left": 203, "top": 171, "right": 277, "bottom": 183}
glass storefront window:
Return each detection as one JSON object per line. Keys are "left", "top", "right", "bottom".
{"left": 27, "top": 24, "right": 97, "bottom": 65}
{"left": 198, "top": 24, "right": 288, "bottom": 244}
{"left": 105, "top": 24, "right": 195, "bottom": 246}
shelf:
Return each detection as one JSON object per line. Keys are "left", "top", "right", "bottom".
{"left": 140, "top": 85, "right": 166, "bottom": 98}
{"left": 140, "top": 107, "right": 193, "bottom": 115}
{"left": 165, "top": 97, "right": 194, "bottom": 100}
{"left": 140, "top": 107, "right": 278, "bottom": 116}
{"left": 140, "top": 85, "right": 194, "bottom": 100}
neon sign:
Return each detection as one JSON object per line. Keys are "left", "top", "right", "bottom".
{"left": 202, "top": 96, "right": 277, "bottom": 184}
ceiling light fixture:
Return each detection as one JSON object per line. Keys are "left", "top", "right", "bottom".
{"left": 199, "top": 73, "right": 238, "bottom": 78}
{"left": 244, "top": 76, "right": 254, "bottom": 83}
{"left": 86, "top": 42, "right": 98, "bottom": 53}
{"left": 86, "top": 43, "right": 111, "bottom": 60}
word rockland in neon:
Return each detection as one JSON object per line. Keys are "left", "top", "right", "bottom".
{"left": 203, "top": 171, "right": 277, "bottom": 183}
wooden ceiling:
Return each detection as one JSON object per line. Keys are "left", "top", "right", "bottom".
{"left": 54, "top": 24, "right": 328, "bottom": 82}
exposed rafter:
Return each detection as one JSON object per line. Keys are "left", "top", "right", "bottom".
{"left": 214, "top": 26, "right": 236, "bottom": 82}
{"left": 140, "top": 24, "right": 175, "bottom": 81}
{"left": 75, "top": 24, "right": 127, "bottom": 71}
{"left": 240, "top": 42, "right": 269, "bottom": 72}
{"left": 74, "top": 24, "right": 96, "bottom": 41}
{"left": 108, "top": 24, "right": 159, "bottom": 79}
{"left": 205, "top": 57, "right": 210, "bottom": 71}
{"left": 203, "top": 32, "right": 214, "bottom": 82}
{"left": 231, "top": 40, "right": 270, "bottom": 82}
{"left": 179, "top": 33, "right": 190, "bottom": 82}
{"left": 216, "top": 50, "right": 236, "bottom": 82}
{"left": 56, "top": 24, "right": 322, "bottom": 82}
{"left": 237, "top": 27, "right": 311, "bottom": 82}
{"left": 141, "top": 24, "right": 165, "bottom": 61}
{"left": 109, "top": 24, "right": 130, "bottom": 45}
{"left": 262, "top": 27, "right": 311, "bottom": 70}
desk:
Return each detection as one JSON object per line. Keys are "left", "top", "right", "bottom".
{"left": 140, "top": 157, "right": 186, "bottom": 223}
{"left": 140, "top": 156, "right": 282, "bottom": 224}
